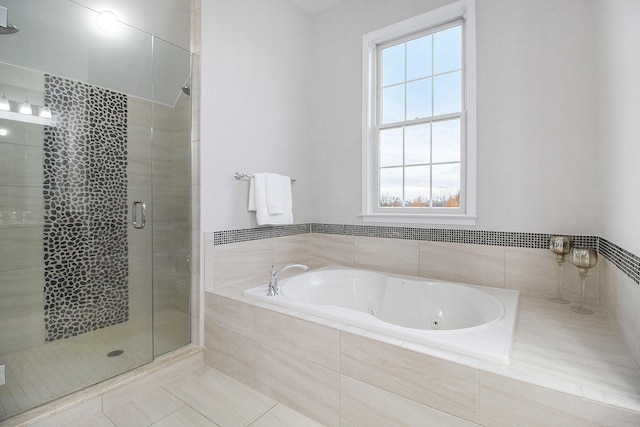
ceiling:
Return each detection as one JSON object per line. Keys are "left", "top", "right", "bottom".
{"left": 291, "top": 0, "right": 346, "bottom": 15}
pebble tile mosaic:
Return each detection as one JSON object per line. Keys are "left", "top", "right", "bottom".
{"left": 43, "top": 74, "right": 129, "bottom": 342}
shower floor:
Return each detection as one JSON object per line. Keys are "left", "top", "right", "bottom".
{"left": 0, "top": 308, "right": 188, "bottom": 421}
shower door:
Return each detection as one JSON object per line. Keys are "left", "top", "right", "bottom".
{"left": 0, "top": 0, "right": 191, "bottom": 420}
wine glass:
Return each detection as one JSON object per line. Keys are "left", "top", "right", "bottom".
{"left": 570, "top": 248, "right": 597, "bottom": 314}
{"left": 549, "top": 235, "right": 572, "bottom": 304}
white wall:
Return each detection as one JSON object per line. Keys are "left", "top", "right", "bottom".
{"left": 596, "top": 0, "right": 640, "bottom": 256}
{"left": 200, "top": 0, "right": 608, "bottom": 237}
{"left": 307, "top": 0, "right": 599, "bottom": 234}
{"left": 200, "top": 0, "right": 312, "bottom": 231}
{"left": 307, "top": 0, "right": 452, "bottom": 226}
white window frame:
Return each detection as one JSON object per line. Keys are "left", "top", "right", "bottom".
{"left": 361, "top": 0, "right": 476, "bottom": 226}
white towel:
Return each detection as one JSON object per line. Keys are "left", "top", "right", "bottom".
{"left": 248, "top": 173, "right": 293, "bottom": 226}
{"left": 265, "top": 173, "right": 290, "bottom": 214}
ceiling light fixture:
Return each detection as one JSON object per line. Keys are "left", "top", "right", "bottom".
{"left": 96, "top": 10, "right": 120, "bottom": 34}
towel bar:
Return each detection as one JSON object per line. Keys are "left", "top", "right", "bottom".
{"left": 235, "top": 172, "right": 296, "bottom": 183}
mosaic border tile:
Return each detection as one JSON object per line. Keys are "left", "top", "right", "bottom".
{"left": 309, "top": 223, "right": 598, "bottom": 250}
{"left": 211, "top": 223, "right": 638, "bottom": 285}
{"left": 213, "top": 223, "right": 311, "bottom": 245}
{"left": 599, "top": 238, "right": 640, "bottom": 285}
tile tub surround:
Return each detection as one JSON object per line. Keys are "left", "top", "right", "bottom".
{"left": 206, "top": 230, "right": 601, "bottom": 302}
{"left": 205, "top": 279, "right": 640, "bottom": 426}
{"left": 206, "top": 223, "right": 640, "bottom": 367}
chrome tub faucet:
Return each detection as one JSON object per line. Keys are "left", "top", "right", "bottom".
{"left": 267, "top": 263, "right": 309, "bottom": 296}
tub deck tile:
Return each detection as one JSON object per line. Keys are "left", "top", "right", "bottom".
{"left": 208, "top": 271, "right": 640, "bottom": 419}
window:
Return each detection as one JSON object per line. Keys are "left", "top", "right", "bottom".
{"left": 361, "top": 0, "right": 476, "bottom": 225}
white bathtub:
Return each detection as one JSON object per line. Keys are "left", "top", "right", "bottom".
{"left": 244, "top": 267, "right": 519, "bottom": 363}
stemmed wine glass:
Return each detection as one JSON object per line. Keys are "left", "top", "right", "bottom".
{"left": 549, "top": 235, "right": 572, "bottom": 304}
{"left": 570, "top": 248, "right": 598, "bottom": 314}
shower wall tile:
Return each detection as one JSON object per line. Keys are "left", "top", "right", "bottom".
{"left": 309, "top": 233, "right": 355, "bottom": 269}
{"left": 127, "top": 97, "right": 153, "bottom": 128}
{"left": 153, "top": 222, "right": 190, "bottom": 257}
{"left": 340, "top": 375, "right": 475, "bottom": 427}
{"left": 0, "top": 268, "right": 44, "bottom": 353}
{"left": 154, "top": 101, "right": 190, "bottom": 132}
{"left": 341, "top": 332, "right": 478, "bottom": 422}
{"left": 127, "top": 253, "right": 153, "bottom": 323}
{"left": 152, "top": 129, "right": 190, "bottom": 161}
{"left": 420, "top": 242, "right": 506, "bottom": 288}
{"left": 355, "top": 236, "right": 420, "bottom": 276}
{"left": 127, "top": 124, "right": 152, "bottom": 158}
{"left": 0, "top": 227, "right": 45, "bottom": 272}
{"left": 254, "top": 342, "right": 340, "bottom": 426}
{"left": 0, "top": 119, "right": 45, "bottom": 148}
{"left": 127, "top": 156, "right": 152, "bottom": 191}
{"left": 0, "top": 186, "right": 44, "bottom": 223}
{"left": 0, "top": 267, "right": 44, "bottom": 317}
{"left": 0, "top": 143, "right": 43, "bottom": 187}
{"left": 254, "top": 307, "right": 340, "bottom": 371}
{"left": 153, "top": 158, "right": 191, "bottom": 190}
{"left": 478, "top": 372, "right": 640, "bottom": 426}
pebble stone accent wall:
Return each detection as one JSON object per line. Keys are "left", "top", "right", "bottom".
{"left": 43, "top": 74, "right": 129, "bottom": 342}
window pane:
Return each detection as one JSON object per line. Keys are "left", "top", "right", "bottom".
{"left": 434, "top": 25, "right": 461, "bottom": 74}
{"left": 382, "top": 84, "right": 405, "bottom": 124}
{"left": 405, "top": 123, "right": 430, "bottom": 165}
{"left": 433, "top": 71, "right": 461, "bottom": 116}
{"left": 379, "top": 167, "right": 403, "bottom": 207}
{"left": 379, "top": 128, "right": 403, "bottom": 167}
{"left": 406, "top": 35, "right": 432, "bottom": 81}
{"left": 382, "top": 43, "right": 405, "bottom": 87}
{"left": 406, "top": 78, "right": 431, "bottom": 120}
{"left": 405, "top": 166, "right": 430, "bottom": 207}
{"left": 432, "top": 163, "right": 460, "bottom": 207}
{"left": 432, "top": 119, "right": 460, "bottom": 163}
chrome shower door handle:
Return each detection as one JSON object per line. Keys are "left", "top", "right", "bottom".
{"left": 132, "top": 200, "right": 146, "bottom": 229}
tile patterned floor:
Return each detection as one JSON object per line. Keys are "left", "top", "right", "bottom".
{"left": 24, "top": 365, "right": 323, "bottom": 427}
{"left": 0, "top": 309, "right": 188, "bottom": 422}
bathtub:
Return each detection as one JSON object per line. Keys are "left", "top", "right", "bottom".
{"left": 244, "top": 267, "right": 519, "bottom": 364}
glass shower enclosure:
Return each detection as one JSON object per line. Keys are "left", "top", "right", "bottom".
{"left": 0, "top": 0, "right": 191, "bottom": 420}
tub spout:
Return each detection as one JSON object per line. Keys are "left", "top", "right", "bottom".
{"left": 267, "top": 263, "right": 309, "bottom": 296}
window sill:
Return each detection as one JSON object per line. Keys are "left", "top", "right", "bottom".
{"left": 359, "top": 213, "right": 477, "bottom": 226}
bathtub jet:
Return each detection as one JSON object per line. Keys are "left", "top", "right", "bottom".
{"left": 244, "top": 266, "right": 519, "bottom": 364}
